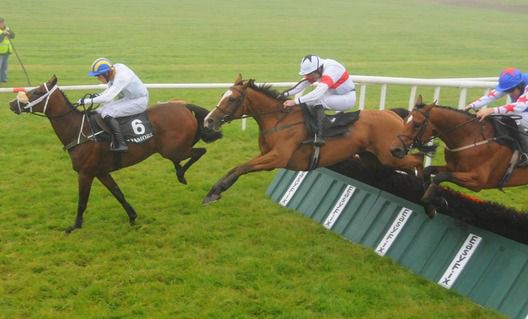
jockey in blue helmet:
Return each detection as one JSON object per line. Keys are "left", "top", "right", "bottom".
{"left": 88, "top": 58, "right": 113, "bottom": 81}
{"left": 466, "top": 68, "right": 528, "bottom": 165}
{"left": 79, "top": 57, "right": 149, "bottom": 152}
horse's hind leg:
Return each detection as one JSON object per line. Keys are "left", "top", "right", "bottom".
{"left": 65, "top": 174, "right": 94, "bottom": 234}
{"left": 174, "top": 148, "right": 206, "bottom": 185}
{"left": 97, "top": 173, "right": 137, "bottom": 225}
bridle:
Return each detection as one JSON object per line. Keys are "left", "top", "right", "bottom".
{"left": 15, "top": 82, "right": 80, "bottom": 118}
{"left": 397, "top": 105, "right": 482, "bottom": 154}
{"left": 15, "top": 82, "right": 58, "bottom": 114}
{"left": 396, "top": 107, "right": 434, "bottom": 154}
{"left": 213, "top": 85, "right": 288, "bottom": 125}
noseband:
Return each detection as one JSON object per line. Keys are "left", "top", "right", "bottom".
{"left": 15, "top": 82, "right": 60, "bottom": 115}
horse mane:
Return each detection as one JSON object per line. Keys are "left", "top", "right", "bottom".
{"left": 416, "top": 102, "right": 475, "bottom": 118}
{"left": 247, "top": 80, "right": 288, "bottom": 102}
{"left": 58, "top": 89, "right": 79, "bottom": 110}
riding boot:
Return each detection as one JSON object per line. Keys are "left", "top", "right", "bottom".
{"left": 516, "top": 125, "right": 528, "bottom": 166}
{"left": 103, "top": 116, "right": 128, "bottom": 152}
{"left": 313, "top": 105, "right": 326, "bottom": 146}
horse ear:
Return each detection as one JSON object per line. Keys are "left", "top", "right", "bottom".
{"left": 243, "top": 79, "right": 254, "bottom": 88}
{"left": 49, "top": 74, "right": 58, "bottom": 86}
{"left": 415, "top": 95, "right": 423, "bottom": 107}
{"left": 234, "top": 74, "right": 243, "bottom": 85}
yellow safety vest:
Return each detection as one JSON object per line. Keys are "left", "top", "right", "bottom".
{"left": 0, "top": 30, "right": 13, "bottom": 55}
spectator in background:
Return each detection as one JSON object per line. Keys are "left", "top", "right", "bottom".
{"left": 0, "top": 17, "right": 15, "bottom": 83}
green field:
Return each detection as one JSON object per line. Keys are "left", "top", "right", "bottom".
{"left": 1, "top": 0, "right": 527, "bottom": 318}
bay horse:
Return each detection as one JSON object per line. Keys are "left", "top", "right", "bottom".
{"left": 9, "top": 75, "right": 222, "bottom": 233}
{"left": 201, "top": 75, "right": 424, "bottom": 204}
{"left": 390, "top": 95, "right": 528, "bottom": 208}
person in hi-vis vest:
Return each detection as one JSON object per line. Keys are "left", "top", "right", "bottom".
{"left": 0, "top": 17, "right": 16, "bottom": 83}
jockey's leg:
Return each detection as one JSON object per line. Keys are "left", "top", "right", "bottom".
{"left": 515, "top": 124, "right": 528, "bottom": 166}
{"left": 103, "top": 115, "right": 128, "bottom": 152}
{"left": 98, "top": 97, "right": 148, "bottom": 152}
{"left": 313, "top": 105, "right": 326, "bottom": 146}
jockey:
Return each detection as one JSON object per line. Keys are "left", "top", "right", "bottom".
{"left": 282, "top": 55, "right": 356, "bottom": 145}
{"left": 79, "top": 58, "right": 149, "bottom": 152}
{"left": 466, "top": 68, "right": 528, "bottom": 163}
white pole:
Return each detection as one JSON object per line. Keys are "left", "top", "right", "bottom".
{"left": 458, "top": 88, "right": 468, "bottom": 109}
{"left": 359, "top": 84, "right": 367, "bottom": 110}
{"left": 241, "top": 118, "right": 247, "bottom": 130}
{"left": 408, "top": 86, "right": 417, "bottom": 110}
{"left": 433, "top": 87, "right": 441, "bottom": 104}
{"left": 379, "top": 84, "right": 387, "bottom": 110}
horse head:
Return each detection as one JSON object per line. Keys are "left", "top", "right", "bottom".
{"left": 204, "top": 74, "right": 252, "bottom": 131}
{"left": 391, "top": 95, "right": 438, "bottom": 158}
{"left": 10, "top": 75, "right": 60, "bottom": 115}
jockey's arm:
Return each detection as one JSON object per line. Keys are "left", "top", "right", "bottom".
{"left": 494, "top": 92, "right": 528, "bottom": 114}
{"left": 88, "top": 71, "right": 132, "bottom": 104}
{"left": 295, "top": 82, "right": 329, "bottom": 105}
{"left": 282, "top": 79, "right": 310, "bottom": 98}
{"left": 466, "top": 89, "right": 506, "bottom": 110}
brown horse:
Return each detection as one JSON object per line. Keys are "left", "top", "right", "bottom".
{"left": 202, "top": 75, "right": 424, "bottom": 204}
{"left": 9, "top": 75, "right": 222, "bottom": 232}
{"left": 390, "top": 95, "right": 528, "bottom": 206}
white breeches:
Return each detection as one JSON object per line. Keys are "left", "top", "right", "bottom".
{"left": 304, "top": 90, "right": 356, "bottom": 111}
{"left": 97, "top": 96, "right": 149, "bottom": 118}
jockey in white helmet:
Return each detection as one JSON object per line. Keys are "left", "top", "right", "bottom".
{"left": 282, "top": 55, "right": 356, "bottom": 145}
{"left": 78, "top": 58, "right": 149, "bottom": 152}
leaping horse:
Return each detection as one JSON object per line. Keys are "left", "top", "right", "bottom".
{"left": 202, "top": 75, "right": 424, "bottom": 204}
{"left": 390, "top": 95, "right": 528, "bottom": 211}
{"left": 9, "top": 75, "right": 222, "bottom": 232}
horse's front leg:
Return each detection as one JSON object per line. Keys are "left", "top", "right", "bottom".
{"left": 203, "top": 151, "right": 286, "bottom": 204}
{"left": 421, "top": 169, "right": 485, "bottom": 218}
{"left": 97, "top": 173, "right": 137, "bottom": 225}
{"left": 65, "top": 173, "right": 94, "bottom": 233}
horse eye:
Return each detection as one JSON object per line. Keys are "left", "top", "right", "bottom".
{"left": 413, "top": 122, "right": 421, "bottom": 129}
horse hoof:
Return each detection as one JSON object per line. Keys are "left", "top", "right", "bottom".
{"left": 177, "top": 175, "right": 188, "bottom": 185}
{"left": 64, "top": 225, "right": 79, "bottom": 234}
{"left": 202, "top": 193, "right": 221, "bottom": 204}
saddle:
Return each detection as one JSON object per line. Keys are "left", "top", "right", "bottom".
{"left": 490, "top": 116, "right": 528, "bottom": 152}
{"left": 300, "top": 105, "right": 360, "bottom": 139}
{"left": 88, "top": 111, "right": 154, "bottom": 144}
{"left": 490, "top": 115, "right": 528, "bottom": 170}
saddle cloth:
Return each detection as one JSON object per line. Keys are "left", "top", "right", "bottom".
{"left": 300, "top": 105, "right": 360, "bottom": 138}
{"left": 88, "top": 111, "right": 154, "bottom": 144}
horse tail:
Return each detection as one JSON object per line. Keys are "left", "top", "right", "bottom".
{"left": 389, "top": 107, "right": 410, "bottom": 119}
{"left": 185, "top": 104, "right": 223, "bottom": 144}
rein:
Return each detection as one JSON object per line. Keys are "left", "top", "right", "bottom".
{"left": 17, "top": 83, "right": 100, "bottom": 150}
{"left": 406, "top": 107, "right": 488, "bottom": 153}
{"left": 215, "top": 86, "right": 297, "bottom": 134}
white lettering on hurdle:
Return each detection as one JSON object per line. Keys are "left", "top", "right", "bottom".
{"left": 438, "top": 233, "right": 482, "bottom": 289}
{"left": 375, "top": 207, "right": 413, "bottom": 256}
{"left": 279, "top": 171, "right": 308, "bottom": 207}
{"left": 323, "top": 185, "right": 356, "bottom": 229}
